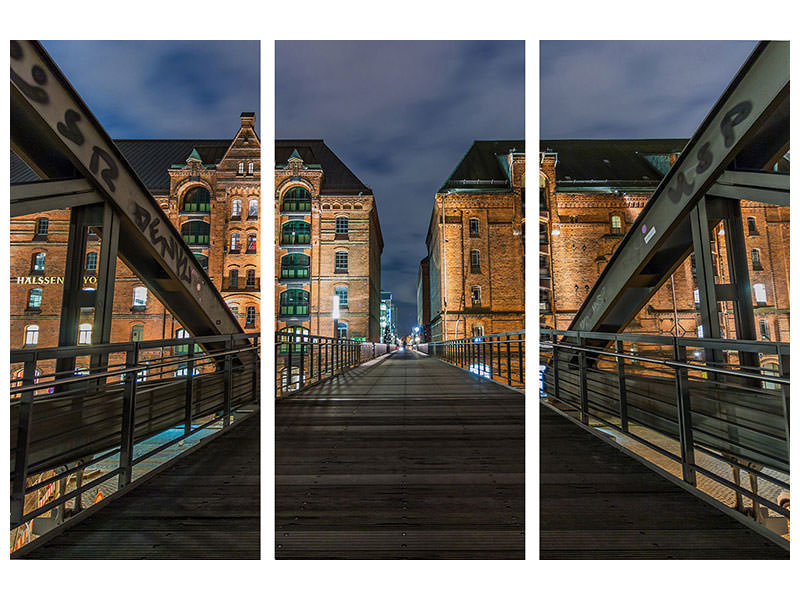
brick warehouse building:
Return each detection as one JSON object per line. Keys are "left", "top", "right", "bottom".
{"left": 10, "top": 112, "right": 261, "bottom": 378}
{"left": 275, "top": 141, "right": 383, "bottom": 342}
{"left": 540, "top": 139, "right": 790, "bottom": 347}
{"left": 418, "top": 140, "right": 526, "bottom": 342}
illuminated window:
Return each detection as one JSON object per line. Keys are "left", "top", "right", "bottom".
{"left": 238, "top": 162, "right": 244, "bottom": 174}
{"left": 337, "top": 321, "right": 348, "bottom": 339}
{"left": 754, "top": 283, "right": 767, "bottom": 305}
{"left": 336, "top": 217, "right": 349, "bottom": 235}
{"left": 24, "top": 325, "right": 39, "bottom": 346}
{"left": 282, "top": 187, "right": 311, "bottom": 212}
{"left": 335, "top": 251, "right": 348, "bottom": 272}
{"left": 133, "top": 286, "right": 148, "bottom": 308}
{"left": 335, "top": 285, "right": 349, "bottom": 308}
{"left": 28, "top": 288, "right": 42, "bottom": 309}
{"left": 78, "top": 323, "right": 92, "bottom": 344}
{"left": 281, "top": 221, "right": 311, "bottom": 245}
{"left": 245, "top": 306, "right": 256, "bottom": 327}
{"left": 279, "top": 289, "right": 309, "bottom": 316}
{"left": 611, "top": 215, "right": 622, "bottom": 233}
{"left": 247, "top": 233, "right": 257, "bottom": 252}
{"left": 694, "top": 289, "right": 700, "bottom": 305}
{"left": 32, "top": 252, "right": 46, "bottom": 272}
{"left": 230, "top": 232, "right": 241, "bottom": 251}
{"left": 697, "top": 325, "right": 704, "bottom": 338}
{"left": 280, "top": 253, "right": 309, "bottom": 279}
{"left": 231, "top": 198, "right": 242, "bottom": 217}
{"left": 247, "top": 162, "right": 254, "bottom": 175}
{"left": 181, "top": 187, "right": 210, "bottom": 213}
{"left": 85, "top": 251, "right": 98, "bottom": 271}
{"left": 248, "top": 198, "right": 258, "bottom": 217}
{"left": 131, "top": 324, "right": 144, "bottom": 342}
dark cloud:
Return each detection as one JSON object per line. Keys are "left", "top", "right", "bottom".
{"left": 540, "top": 40, "right": 757, "bottom": 139}
{"left": 277, "top": 40, "right": 524, "bottom": 334}
{"left": 42, "top": 40, "right": 260, "bottom": 138}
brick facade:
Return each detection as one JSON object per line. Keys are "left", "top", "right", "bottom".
{"left": 10, "top": 113, "right": 260, "bottom": 379}
{"left": 421, "top": 141, "right": 525, "bottom": 342}
{"left": 274, "top": 141, "right": 383, "bottom": 342}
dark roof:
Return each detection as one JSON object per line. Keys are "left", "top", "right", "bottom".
{"left": 540, "top": 139, "right": 688, "bottom": 187}
{"left": 440, "top": 140, "right": 525, "bottom": 192}
{"left": 11, "top": 140, "right": 232, "bottom": 191}
{"left": 276, "top": 140, "right": 372, "bottom": 195}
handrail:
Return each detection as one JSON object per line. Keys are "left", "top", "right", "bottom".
{"left": 10, "top": 332, "right": 261, "bottom": 552}
{"left": 428, "top": 331, "right": 525, "bottom": 390}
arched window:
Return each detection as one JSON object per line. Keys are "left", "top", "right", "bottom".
{"left": 282, "top": 187, "right": 311, "bottom": 212}
{"left": 248, "top": 198, "right": 258, "bottom": 218}
{"left": 281, "top": 221, "right": 311, "bottom": 245}
{"left": 28, "top": 288, "right": 43, "bottom": 309}
{"left": 36, "top": 217, "right": 49, "bottom": 236}
{"left": 279, "top": 289, "right": 309, "bottom": 316}
{"left": 247, "top": 232, "right": 257, "bottom": 252}
{"left": 247, "top": 162, "right": 254, "bottom": 175}
{"left": 747, "top": 217, "right": 758, "bottom": 235}
{"left": 133, "top": 286, "right": 148, "bottom": 309}
{"left": 335, "top": 285, "right": 349, "bottom": 308}
{"left": 174, "top": 328, "right": 199, "bottom": 355}
{"left": 337, "top": 321, "right": 348, "bottom": 339}
{"left": 470, "top": 250, "right": 481, "bottom": 273}
{"left": 24, "top": 325, "right": 39, "bottom": 346}
{"left": 751, "top": 248, "right": 762, "bottom": 269}
{"left": 78, "top": 323, "right": 92, "bottom": 344}
{"left": 227, "top": 302, "right": 239, "bottom": 317}
{"left": 245, "top": 306, "right": 256, "bottom": 327}
{"left": 181, "top": 220, "right": 210, "bottom": 246}
{"left": 469, "top": 218, "right": 480, "bottom": 237}
{"left": 245, "top": 269, "right": 256, "bottom": 287}
{"left": 231, "top": 198, "right": 242, "bottom": 218}
{"left": 336, "top": 217, "right": 349, "bottom": 235}
{"left": 181, "top": 187, "right": 210, "bottom": 213}
{"left": 85, "top": 251, "right": 98, "bottom": 271}
{"left": 230, "top": 232, "right": 241, "bottom": 251}
{"left": 334, "top": 250, "right": 348, "bottom": 273}
{"left": 131, "top": 324, "right": 144, "bottom": 342}
{"left": 471, "top": 285, "right": 482, "bottom": 306}
{"left": 472, "top": 323, "right": 484, "bottom": 338}
{"left": 193, "top": 253, "right": 208, "bottom": 271}
{"left": 278, "top": 326, "right": 309, "bottom": 354}
{"left": 32, "top": 252, "right": 46, "bottom": 272}
{"left": 281, "top": 253, "right": 310, "bottom": 279}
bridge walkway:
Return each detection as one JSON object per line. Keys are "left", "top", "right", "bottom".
{"left": 276, "top": 350, "right": 525, "bottom": 559}
{"left": 540, "top": 403, "right": 788, "bottom": 559}
{"left": 15, "top": 411, "right": 260, "bottom": 560}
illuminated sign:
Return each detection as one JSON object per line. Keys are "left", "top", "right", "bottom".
{"left": 14, "top": 275, "right": 97, "bottom": 285}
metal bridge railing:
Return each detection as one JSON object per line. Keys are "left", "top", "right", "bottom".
{"left": 428, "top": 331, "right": 525, "bottom": 390}
{"left": 275, "top": 332, "right": 396, "bottom": 397}
{"left": 9, "top": 332, "right": 260, "bottom": 550}
{"left": 540, "top": 328, "right": 789, "bottom": 524}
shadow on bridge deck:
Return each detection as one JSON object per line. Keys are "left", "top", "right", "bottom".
{"left": 14, "top": 411, "right": 260, "bottom": 560}
{"left": 276, "top": 350, "right": 525, "bottom": 559}
{"left": 540, "top": 403, "right": 788, "bottom": 559}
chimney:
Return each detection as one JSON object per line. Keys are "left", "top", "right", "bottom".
{"left": 240, "top": 111, "right": 256, "bottom": 128}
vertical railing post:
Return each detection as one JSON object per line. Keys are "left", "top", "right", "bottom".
{"left": 223, "top": 337, "right": 233, "bottom": 427}
{"left": 185, "top": 342, "right": 195, "bottom": 435}
{"left": 299, "top": 334, "right": 305, "bottom": 390}
{"left": 506, "top": 336, "right": 512, "bottom": 387}
{"left": 673, "top": 339, "right": 697, "bottom": 486}
{"left": 308, "top": 335, "right": 313, "bottom": 385}
{"left": 777, "top": 343, "right": 789, "bottom": 455}
{"left": 287, "top": 333, "right": 294, "bottom": 390}
{"left": 488, "top": 337, "right": 494, "bottom": 382}
{"left": 11, "top": 357, "right": 38, "bottom": 527}
{"left": 552, "top": 332, "right": 560, "bottom": 399}
{"left": 252, "top": 336, "right": 260, "bottom": 402}
{"left": 517, "top": 335, "right": 524, "bottom": 386}
{"left": 577, "top": 334, "right": 588, "bottom": 424}
{"left": 616, "top": 338, "right": 628, "bottom": 432}
{"left": 119, "top": 343, "right": 139, "bottom": 488}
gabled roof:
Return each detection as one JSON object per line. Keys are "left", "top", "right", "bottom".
{"left": 540, "top": 139, "right": 688, "bottom": 187}
{"left": 440, "top": 140, "right": 525, "bottom": 192}
{"left": 275, "top": 140, "right": 372, "bottom": 195}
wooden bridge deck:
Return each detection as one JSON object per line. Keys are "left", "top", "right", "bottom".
{"left": 276, "top": 350, "right": 525, "bottom": 559}
{"left": 540, "top": 402, "right": 788, "bottom": 559}
{"left": 16, "top": 411, "right": 260, "bottom": 560}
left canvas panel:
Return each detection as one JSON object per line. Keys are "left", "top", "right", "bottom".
{"left": 10, "top": 40, "right": 261, "bottom": 559}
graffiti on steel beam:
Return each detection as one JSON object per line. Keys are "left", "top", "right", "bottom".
{"left": 11, "top": 41, "right": 205, "bottom": 296}
{"left": 666, "top": 101, "right": 753, "bottom": 205}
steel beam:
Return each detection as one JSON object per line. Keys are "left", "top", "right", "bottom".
{"left": 570, "top": 41, "right": 789, "bottom": 336}
{"left": 11, "top": 178, "right": 103, "bottom": 216}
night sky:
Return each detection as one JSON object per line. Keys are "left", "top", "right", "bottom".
{"left": 541, "top": 40, "right": 758, "bottom": 139}
{"left": 276, "top": 41, "right": 525, "bottom": 335}
{"left": 42, "top": 41, "right": 260, "bottom": 138}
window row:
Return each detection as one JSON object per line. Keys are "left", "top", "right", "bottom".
{"left": 229, "top": 232, "right": 258, "bottom": 252}
{"left": 25, "top": 286, "right": 148, "bottom": 310}
{"left": 226, "top": 268, "right": 258, "bottom": 288}
{"left": 231, "top": 198, "right": 259, "bottom": 218}
{"left": 225, "top": 302, "right": 258, "bottom": 327}
{"left": 237, "top": 162, "right": 256, "bottom": 175}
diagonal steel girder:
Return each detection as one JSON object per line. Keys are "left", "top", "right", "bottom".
{"left": 10, "top": 40, "right": 243, "bottom": 342}
{"left": 570, "top": 41, "right": 789, "bottom": 335}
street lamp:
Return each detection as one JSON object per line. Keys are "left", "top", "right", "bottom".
{"left": 332, "top": 294, "right": 340, "bottom": 338}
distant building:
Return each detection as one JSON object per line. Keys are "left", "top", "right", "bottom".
{"left": 540, "top": 139, "right": 790, "bottom": 345}
{"left": 379, "top": 291, "right": 398, "bottom": 342}
{"left": 275, "top": 141, "right": 383, "bottom": 341}
{"left": 10, "top": 113, "right": 261, "bottom": 378}
{"left": 416, "top": 257, "right": 431, "bottom": 341}
{"left": 420, "top": 141, "right": 525, "bottom": 341}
